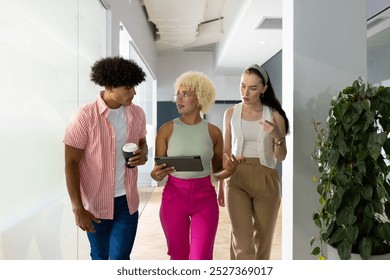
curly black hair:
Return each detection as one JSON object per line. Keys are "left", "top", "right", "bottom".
{"left": 90, "top": 56, "right": 146, "bottom": 88}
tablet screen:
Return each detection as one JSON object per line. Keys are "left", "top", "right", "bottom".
{"left": 154, "top": 155, "right": 203, "bottom": 172}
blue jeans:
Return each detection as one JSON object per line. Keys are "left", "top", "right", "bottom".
{"left": 87, "top": 195, "right": 138, "bottom": 260}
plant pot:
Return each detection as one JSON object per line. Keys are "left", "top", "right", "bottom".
{"left": 327, "top": 244, "right": 390, "bottom": 260}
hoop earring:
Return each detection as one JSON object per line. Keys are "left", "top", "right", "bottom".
{"left": 260, "top": 93, "right": 264, "bottom": 98}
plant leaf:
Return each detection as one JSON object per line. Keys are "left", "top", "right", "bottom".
{"left": 361, "top": 186, "right": 373, "bottom": 200}
{"left": 328, "top": 227, "right": 345, "bottom": 244}
{"left": 378, "top": 86, "right": 390, "bottom": 103}
{"left": 333, "top": 102, "right": 348, "bottom": 120}
{"left": 337, "top": 240, "right": 352, "bottom": 260}
{"left": 378, "top": 223, "right": 390, "bottom": 240}
{"left": 310, "top": 80, "right": 390, "bottom": 259}
{"left": 311, "top": 247, "right": 320, "bottom": 256}
{"left": 364, "top": 203, "right": 375, "bottom": 218}
{"left": 361, "top": 99, "right": 371, "bottom": 111}
{"left": 328, "top": 150, "right": 339, "bottom": 166}
{"left": 345, "top": 225, "right": 359, "bottom": 243}
{"left": 359, "top": 238, "right": 372, "bottom": 260}
{"left": 337, "top": 206, "right": 356, "bottom": 225}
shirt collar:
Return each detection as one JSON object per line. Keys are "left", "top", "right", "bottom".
{"left": 97, "top": 90, "right": 134, "bottom": 117}
{"left": 97, "top": 90, "right": 110, "bottom": 116}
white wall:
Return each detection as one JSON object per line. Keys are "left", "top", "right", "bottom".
{"left": 285, "top": 0, "right": 367, "bottom": 260}
{"left": 156, "top": 50, "right": 242, "bottom": 133}
{"left": 106, "top": 0, "right": 157, "bottom": 75}
{"left": 157, "top": 51, "right": 241, "bottom": 102}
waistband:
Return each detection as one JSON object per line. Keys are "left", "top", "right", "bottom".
{"left": 238, "top": 157, "right": 278, "bottom": 173}
{"left": 240, "top": 157, "right": 260, "bottom": 164}
{"left": 167, "top": 174, "right": 211, "bottom": 183}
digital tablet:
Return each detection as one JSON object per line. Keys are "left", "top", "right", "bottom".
{"left": 154, "top": 155, "right": 203, "bottom": 172}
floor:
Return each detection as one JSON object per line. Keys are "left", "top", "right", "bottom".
{"left": 131, "top": 185, "right": 282, "bottom": 260}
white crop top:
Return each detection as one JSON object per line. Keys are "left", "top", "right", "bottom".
{"left": 241, "top": 119, "right": 261, "bottom": 157}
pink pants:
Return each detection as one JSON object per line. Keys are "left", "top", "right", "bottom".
{"left": 159, "top": 175, "right": 219, "bottom": 260}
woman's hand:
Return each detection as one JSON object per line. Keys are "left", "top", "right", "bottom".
{"left": 217, "top": 183, "right": 225, "bottom": 207}
{"left": 259, "top": 117, "right": 283, "bottom": 141}
{"left": 150, "top": 163, "right": 175, "bottom": 182}
{"left": 223, "top": 153, "right": 241, "bottom": 177}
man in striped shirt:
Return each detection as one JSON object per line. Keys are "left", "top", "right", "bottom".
{"left": 64, "top": 57, "right": 148, "bottom": 260}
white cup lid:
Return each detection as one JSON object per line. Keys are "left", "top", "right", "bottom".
{"left": 122, "top": 143, "right": 138, "bottom": 152}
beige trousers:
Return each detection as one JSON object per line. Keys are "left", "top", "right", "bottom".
{"left": 225, "top": 158, "right": 281, "bottom": 260}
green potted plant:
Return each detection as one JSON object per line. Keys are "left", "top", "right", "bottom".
{"left": 310, "top": 78, "right": 390, "bottom": 260}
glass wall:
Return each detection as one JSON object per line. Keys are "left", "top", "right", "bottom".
{"left": 119, "top": 24, "right": 157, "bottom": 214}
{"left": 367, "top": 7, "right": 390, "bottom": 86}
{"left": 0, "top": 0, "right": 106, "bottom": 259}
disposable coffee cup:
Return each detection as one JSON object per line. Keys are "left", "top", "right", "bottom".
{"left": 122, "top": 143, "right": 138, "bottom": 168}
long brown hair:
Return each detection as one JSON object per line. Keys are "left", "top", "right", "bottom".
{"left": 245, "top": 66, "right": 290, "bottom": 134}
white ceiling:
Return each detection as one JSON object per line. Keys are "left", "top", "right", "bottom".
{"left": 141, "top": 0, "right": 283, "bottom": 75}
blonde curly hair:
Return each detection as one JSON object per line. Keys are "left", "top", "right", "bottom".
{"left": 173, "top": 71, "right": 216, "bottom": 114}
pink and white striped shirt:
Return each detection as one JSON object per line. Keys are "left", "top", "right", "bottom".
{"left": 64, "top": 92, "right": 146, "bottom": 219}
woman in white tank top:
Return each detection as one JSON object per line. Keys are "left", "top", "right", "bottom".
{"left": 220, "top": 64, "right": 290, "bottom": 260}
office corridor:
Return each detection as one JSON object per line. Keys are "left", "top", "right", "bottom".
{"left": 131, "top": 185, "right": 282, "bottom": 260}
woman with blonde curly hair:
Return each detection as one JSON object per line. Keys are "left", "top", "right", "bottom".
{"left": 150, "top": 71, "right": 238, "bottom": 260}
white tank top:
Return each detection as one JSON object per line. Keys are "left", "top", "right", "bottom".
{"left": 241, "top": 119, "right": 261, "bottom": 157}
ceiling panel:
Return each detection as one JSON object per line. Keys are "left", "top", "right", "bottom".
{"left": 141, "top": 0, "right": 283, "bottom": 75}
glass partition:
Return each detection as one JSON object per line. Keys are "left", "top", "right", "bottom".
{"left": 120, "top": 24, "right": 157, "bottom": 215}
{"left": 0, "top": 0, "right": 107, "bottom": 259}
{"left": 367, "top": 7, "right": 390, "bottom": 86}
